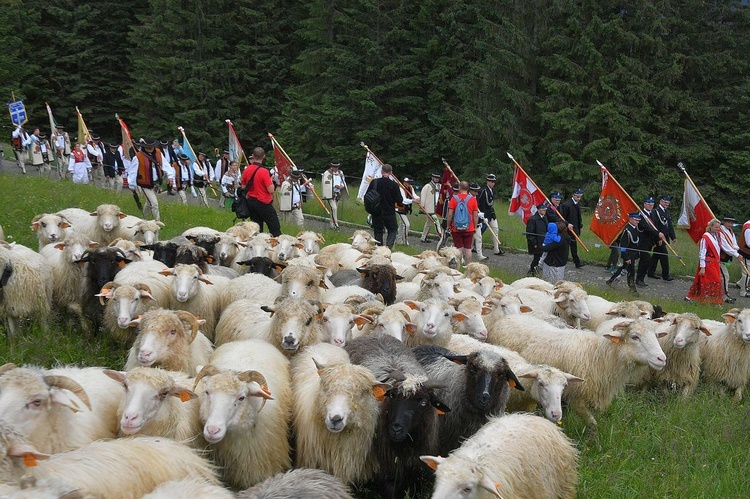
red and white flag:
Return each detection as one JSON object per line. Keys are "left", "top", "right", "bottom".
{"left": 116, "top": 114, "right": 134, "bottom": 161}
{"left": 508, "top": 165, "right": 545, "bottom": 223}
{"left": 678, "top": 178, "right": 714, "bottom": 244}
{"left": 589, "top": 166, "right": 639, "bottom": 246}
{"left": 269, "top": 134, "right": 293, "bottom": 183}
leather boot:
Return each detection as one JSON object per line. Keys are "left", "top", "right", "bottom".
{"left": 627, "top": 273, "right": 638, "bottom": 294}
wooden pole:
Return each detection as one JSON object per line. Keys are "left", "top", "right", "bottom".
{"left": 268, "top": 133, "right": 330, "bottom": 215}
{"left": 507, "top": 153, "right": 589, "bottom": 252}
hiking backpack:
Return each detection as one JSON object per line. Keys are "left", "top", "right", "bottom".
{"left": 452, "top": 194, "right": 472, "bottom": 231}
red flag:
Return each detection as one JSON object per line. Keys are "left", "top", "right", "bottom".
{"left": 678, "top": 179, "right": 714, "bottom": 244}
{"left": 436, "top": 166, "right": 456, "bottom": 218}
{"left": 508, "top": 165, "right": 546, "bottom": 224}
{"left": 116, "top": 114, "right": 134, "bottom": 161}
{"left": 589, "top": 166, "right": 639, "bottom": 246}
{"left": 269, "top": 135, "right": 292, "bottom": 183}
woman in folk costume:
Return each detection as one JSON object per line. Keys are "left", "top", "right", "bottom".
{"left": 396, "top": 176, "right": 418, "bottom": 245}
{"left": 68, "top": 143, "right": 92, "bottom": 184}
{"left": 220, "top": 161, "right": 242, "bottom": 209}
{"left": 191, "top": 151, "right": 215, "bottom": 208}
{"left": 686, "top": 219, "right": 725, "bottom": 304}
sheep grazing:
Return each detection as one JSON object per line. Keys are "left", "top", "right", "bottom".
{"left": 259, "top": 297, "right": 324, "bottom": 356}
{"left": 77, "top": 246, "right": 131, "bottom": 334}
{"left": 30, "top": 213, "right": 71, "bottom": 250}
{"left": 195, "top": 339, "right": 292, "bottom": 489}
{"left": 421, "top": 413, "right": 579, "bottom": 499}
{"left": 647, "top": 313, "right": 711, "bottom": 396}
{"left": 321, "top": 302, "right": 372, "bottom": 347}
{"left": 403, "top": 299, "right": 466, "bottom": 348}
{"left": 414, "top": 344, "right": 523, "bottom": 456}
{"left": 237, "top": 468, "right": 354, "bottom": 499}
{"left": 214, "top": 298, "right": 274, "bottom": 346}
{"left": 448, "top": 334, "right": 583, "bottom": 423}
{"left": 142, "top": 477, "right": 234, "bottom": 499}
{"left": 699, "top": 308, "right": 750, "bottom": 401}
{"left": 0, "top": 364, "right": 123, "bottom": 453}
{"left": 121, "top": 219, "right": 164, "bottom": 245}
{"left": 291, "top": 343, "right": 386, "bottom": 484}
{"left": 296, "top": 231, "right": 325, "bottom": 256}
{"left": 487, "top": 316, "right": 666, "bottom": 429}
{"left": 345, "top": 334, "right": 450, "bottom": 494}
{"left": 162, "top": 263, "right": 228, "bottom": 340}
{"left": 125, "top": 308, "right": 212, "bottom": 376}
{"left": 439, "top": 246, "right": 463, "bottom": 270}
{"left": 0, "top": 242, "right": 53, "bottom": 336}
{"left": 104, "top": 367, "right": 202, "bottom": 442}
{"left": 2, "top": 432, "right": 219, "bottom": 499}
{"left": 58, "top": 204, "right": 128, "bottom": 246}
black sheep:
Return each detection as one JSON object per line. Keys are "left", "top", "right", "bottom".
{"left": 77, "top": 247, "right": 130, "bottom": 335}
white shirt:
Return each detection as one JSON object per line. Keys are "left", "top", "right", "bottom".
{"left": 87, "top": 142, "right": 104, "bottom": 162}
{"left": 719, "top": 225, "right": 740, "bottom": 258}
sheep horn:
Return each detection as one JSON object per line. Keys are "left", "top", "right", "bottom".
{"left": 423, "top": 379, "right": 447, "bottom": 391}
{"left": 0, "top": 363, "right": 18, "bottom": 376}
{"left": 239, "top": 370, "right": 273, "bottom": 412}
{"left": 175, "top": 310, "right": 200, "bottom": 343}
{"left": 43, "top": 375, "right": 92, "bottom": 411}
{"left": 108, "top": 238, "right": 124, "bottom": 247}
{"left": 193, "top": 365, "right": 221, "bottom": 391}
{"left": 316, "top": 233, "right": 325, "bottom": 243}
{"left": 295, "top": 231, "right": 305, "bottom": 238}
{"left": 96, "top": 281, "right": 119, "bottom": 305}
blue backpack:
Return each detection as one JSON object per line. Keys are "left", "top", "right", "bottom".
{"left": 453, "top": 194, "right": 472, "bottom": 231}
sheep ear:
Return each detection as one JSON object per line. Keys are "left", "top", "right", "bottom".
{"left": 656, "top": 331, "right": 668, "bottom": 338}
{"left": 420, "top": 455, "right": 445, "bottom": 471}
{"left": 404, "top": 300, "right": 421, "bottom": 311}
{"left": 159, "top": 268, "right": 175, "bottom": 277}
{"left": 405, "top": 323, "right": 417, "bottom": 335}
{"left": 565, "top": 373, "right": 585, "bottom": 383}
{"left": 722, "top": 308, "right": 741, "bottom": 322}
{"left": 54, "top": 242, "right": 66, "bottom": 250}
{"left": 517, "top": 370, "right": 538, "bottom": 379}
{"left": 316, "top": 233, "right": 325, "bottom": 243}
{"left": 506, "top": 370, "right": 524, "bottom": 391}
{"left": 198, "top": 275, "right": 214, "bottom": 285}
{"left": 699, "top": 326, "right": 712, "bottom": 336}
{"left": 354, "top": 315, "right": 373, "bottom": 329}
{"left": 260, "top": 305, "right": 276, "bottom": 317}
{"left": 429, "top": 394, "right": 451, "bottom": 415}
{"left": 552, "top": 294, "right": 567, "bottom": 303}
{"left": 205, "top": 255, "right": 214, "bottom": 264}
{"left": 671, "top": 317, "right": 678, "bottom": 325}
{"left": 319, "top": 278, "right": 329, "bottom": 289}
{"left": 103, "top": 369, "right": 126, "bottom": 384}
{"left": 395, "top": 274, "right": 404, "bottom": 281}
{"left": 452, "top": 311, "right": 468, "bottom": 323}
{"left": 398, "top": 310, "right": 412, "bottom": 322}
{"left": 269, "top": 238, "right": 279, "bottom": 247}
{"left": 603, "top": 333, "right": 623, "bottom": 344}
{"left": 372, "top": 383, "right": 390, "bottom": 402}
{"left": 128, "top": 317, "right": 142, "bottom": 328}
{"left": 49, "top": 387, "right": 86, "bottom": 413}
{"left": 520, "top": 305, "right": 533, "bottom": 313}
{"left": 453, "top": 285, "right": 461, "bottom": 294}
{"left": 478, "top": 475, "right": 504, "bottom": 499}
{"left": 481, "top": 306, "right": 493, "bottom": 315}
{"left": 7, "top": 442, "right": 49, "bottom": 464}
{"left": 170, "top": 387, "right": 197, "bottom": 403}
{"left": 443, "top": 354, "right": 468, "bottom": 365}
{"left": 312, "top": 358, "right": 325, "bottom": 376}
{"left": 611, "top": 321, "right": 631, "bottom": 331}
{"left": 118, "top": 213, "right": 127, "bottom": 219}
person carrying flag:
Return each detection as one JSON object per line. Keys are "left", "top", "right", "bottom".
{"left": 477, "top": 173, "right": 502, "bottom": 255}
{"left": 322, "top": 160, "right": 346, "bottom": 230}
{"left": 365, "top": 164, "right": 403, "bottom": 249}
{"left": 420, "top": 172, "right": 441, "bottom": 242}
{"left": 129, "top": 138, "right": 164, "bottom": 221}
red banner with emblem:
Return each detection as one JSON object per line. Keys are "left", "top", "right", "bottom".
{"left": 589, "top": 166, "right": 639, "bottom": 246}
{"left": 435, "top": 166, "right": 457, "bottom": 218}
{"left": 508, "top": 165, "right": 546, "bottom": 224}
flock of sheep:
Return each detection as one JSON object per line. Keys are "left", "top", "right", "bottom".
{"left": 1, "top": 203, "right": 750, "bottom": 498}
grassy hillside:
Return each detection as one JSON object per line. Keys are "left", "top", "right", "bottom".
{"left": 2, "top": 173, "right": 749, "bottom": 497}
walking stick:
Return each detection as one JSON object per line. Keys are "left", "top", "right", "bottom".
{"left": 598, "top": 160, "right": 685, "bottom": 267}
{"left": 508, "top": 153, "right": 589, "bottom": 252}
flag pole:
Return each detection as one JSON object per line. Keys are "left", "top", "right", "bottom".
{"left": 360, "top": 142, "right": 442, "bottom": 237}
{"left": 508, "top": 152, "right": 589, "bottom": 252}
{"left": 179, "top": 126, "right": 218, "bottom": 197}
{"left": 226, "top": 120, "right": 249, "bottom": 169}
{"left": 597, "top": 160, "right": 685, "bottom": 266}
{"left": 678, "top": 162, "right": 748, "bottom": 275}
{"left": 268, "top": 133, "right": 330, "bottom": 215}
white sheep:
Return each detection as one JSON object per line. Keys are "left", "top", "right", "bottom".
{"left": 30, "top": 213, "right": 71, "bottom": 250}
{"left": 214, "top": 298, "right": 274, "bottom": 346}
{"left": 162, "top": 263, "right": 228, "bottom": 340}
{"left": 403, "top": 299, "right": 466, "bottom": 348}
{"left": 583, "top": 296, "right": 651, "bottom": 330}
{"left": 448, "top": 297, "right": 490, "bottom": 340}
{"left": 269, "top": 234, "right": 302, "bottom": 264}
{"left": 0, "top": 242, "right": 53, "bottom": 336}
{"left": 647, "top": 313, "right": 711, "bottom": 396}
{"left": 104, "top": 367, "right": 203, "bottom": 443}
{"left": 354, "top": 301, "right": 416, "bottom": 342}
{"left": 237, "top": 468, "right": 354, "bottom": 499}
{"left": 699, "top": 308, "right": 750, "bottom": 401}
{"left": 487, "top": 316, "right": 666, "bottom": 428}
{"left": 232, "top": 233, "right": 274, "bottom": 272}
{"left": 58, "top": 204, "right": 128, "bottom": 246}
{"left": 108, "top": 237, "right": 145, "bottom": 262}
{"left": 258, "top": 297, "right": 324, "bottom": 356}
{"left": 220, "top": 272, "right": 282, "bottom": 310}
{"left": 323, "top": 284, "right": 376, "bottom": 304}
{"left": 225, "top": 223, "right": 255, "bottom": 242}
{"left": 231, "top": 220, "right": 261, "bottom": 237}
{"left": 508, "top": 275, "right": 554, "bottom": 291}
{"left": 39, "top": 231, "right": 95, "bottom": 315}
{"left": 142, "top": 477, "right": 234, "bottom": 499}
{"left": 321, "top": 302, "right": 372, "bottom": 347}
{"left": 296, "top": 230, "right": 325, "bottom": 256}
{"left": 121, "top": 218, "right": 164, "bottom": 245}
{"left": 0, "top": 364, "right": 123, "bottom": 453}
{"left": 196, "top": 339, "right": 292, "bottom": 489}
{"left": 291, "top": 343, "right": 386, "bottom": 484}
{"left": 438, "top": 246, "right": 463, "bottom": 270}
{"left": 481, "top": 291, "right": 533, "bottom": 324}
{"left": 507, "top": 282, "right": 591, "bottom": 328}
{"left": 421, "top": 413, "right": 579, "bottom": 499}
{"left": 125, "top": 308, "right": 213, "bottom": 376}
{"left": 277, "top": 264, "right": 326, "bottom": 301}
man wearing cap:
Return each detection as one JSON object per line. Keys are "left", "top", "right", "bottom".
{"left": 86, "top": 134, "right": 104, "bottom": 187}
{"left": 607, "top": 212, "right": 642, "bottom": 294}
{"left": 526, "top": 203, "right": 549, "bottom": 276}
{"left": 718, "top": 216, "right": 743, "bottom": 303}
{"left": 561, "top": 188, "right": 585, "bottom": 268}
{"left": 469, "top": 182, "right": 487, "bottom": 260}
{"left": 129, "top": 138, "right": 164, "bottom": 220}
{"left": 648, "top": 195, "right": 676, "bottom": 281}
{"left": 192, "top": 152, "right": 215, "bottom": 208}
{"left": 546, "top": 192, "right": 564, "bottom": 224}
{"left": 322, "top": 161, "right": 346, "bottom": 229}
{"left": 175, "top": 154, "right": 194, "bottom": 204}
{"left": 51, "top": 124, "right": 71, "bottom": 178}
{"left": 396, "top": 176, "right": 418, "bottom": 245}
{"left": 102, "top": 142, "right": 124, "bottom": 190}
{"left": 365, "top": 164, "right": 404, "bottom": 249}
{"left": 279, "top": 169, "right": 305, "bottom": 227}
{"left": 635, "top": 197, "right": 665, "bottom": 287}
{"left": 478, "top": 174, "right": 502, "bottom": 255}
{"left": 241, "top": 147, "right": 281, "bottom": 236}
{"left": 420, "top": 173, "right": 441, "bottom": 242}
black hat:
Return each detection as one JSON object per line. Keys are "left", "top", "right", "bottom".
{"left": 223, "top": 150, "right": 229, "bottom": 155}
{"left": 644, "top": 197, "right": 655, "bottom": 204}
{"left": 39, "top": 132, "right": 47, "bottom": 139}
{"left": 402, "top": 176, "right": 415, "bottom": 183}
{"left": 55, "top": 124, "right": 65, "bottom": 129}
{"left": 573, "top": 188, "right": 584, "bottom": 195}
{"left": 91, "top": 134, "right": 100, "bottom": 141}
{"left": 723, "top": 216, "right": 736, "bottom": 222}
{"left": 291, "top": 170, "right": 302, "bottom": 178}
{"left": 629, "top": 212, "right": 642, "bottom": 220}
{"left": 136, "top": 138, "right": 158, "bottom": 148}
{"left": 452, "top": 184, "right": 459, "bottom": 191}
{"left": 469, "top": 182, "right": 480, "bottom": 191}
{"left": 537, "top": 203, "right": 548, "bottom": 210}
{"left": 660, "top": 195, "right": 671, "bottom": 202}
{"left": 108, "top": 141, "right": 119, "bottom": 148}
{"left": 159, "top": 139, "right": 170, "bottom": 146}
{"left": 431, "top": 172, "right": 441, "bottom": 178}
{"left": 550, "top": 192, "right": 562, "bottom": 199}
{"left": 198, "top": 151, "right": 206, "bottom": 157}
{"left": 485, "top": 174, "right": 497, "bottom": 181}
{"left": 178, "top": 153, "right": 190, "bottom": 160}
{"left": 329, "top": 160, "right": 341, "bottom": 167}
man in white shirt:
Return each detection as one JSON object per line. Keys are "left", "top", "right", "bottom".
{"left": 322, "top": 160, "right": 346, "bottom": 229}
{"left": 279, "top": 170, "right": 305, "bottom": 227}
{"left": 737, "top": 219, "right": 750, "bottom": 297}
{"left": 52, "top": 124, "right": 71, "bottom": 178}
{"left": 420, "top": 173, "right": 441, "bottom": 242}
{"left": 11, "top": 124, "right": 31, "bottom": 174}
{"left": 86, "top": 134, "right": 105, "bottom": 187}
{"left": 718, "top": 216, "right": 743, "bottom": 303}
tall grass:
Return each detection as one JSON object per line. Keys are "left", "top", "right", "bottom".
{"left": 2, "top": 174, "right": 749, "bottom": 496}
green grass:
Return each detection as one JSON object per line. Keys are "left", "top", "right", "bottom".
{"left": 2, "top": 174, "right": 750, "bottom": 496}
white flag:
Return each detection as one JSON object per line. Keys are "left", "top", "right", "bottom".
{"left": 357, "top": 151, "right": 383, "bottom": 200}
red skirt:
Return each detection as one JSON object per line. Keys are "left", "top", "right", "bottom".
{"left": 686, "top": 260, "right": 723, "bottom": 304}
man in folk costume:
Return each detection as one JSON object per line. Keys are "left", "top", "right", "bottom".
{"left": 129, "top": 138, "right": 164, "bottom": 221}
{"left": 737, "top": 219, "right": 750, "bottom": 297}
{"left": 686, "top": 219, "right": 725, "bottom": 304}
{"left": 87, "top": 134, "right": 105, "bottom": 187}
{"left": 68, "top": 143, "right": 92, "bottom": 184}
{"left": 526, "top": 203, "right": 549, "bottom": 276}
{"left": 322, "top": 160, "right": 347, "bottom": 229}
{"left": 11, "top": 124, "right": 31, "bottom": 174}
{"left": 159, "top": 139, "right": 178, "bottom": 195}
{"left": 28, "top": 128, "right": 48, "bottom": 176}
{"left": 607, "top": 212, "right": 642, "bottom": 294}
{"left": 647, "top": 195, "right": 676, "bottom": 281}
{"left": 192, "top": 151, "right": 215, "bottom": 208}
{"left": 175, "top": 154, "right": 194, "bottom": 205}
{"left": 477, "top": 173, "right": 503, "bottom": 255}
{"left": 51, "top": 124, "right": 71, "bottom": 177}
{"left": 396, "top": 176, "right": 418, "bottom": 246}
{"left": 279, "top": 169, "right": 305, "bottom": 227}
{"left": 420, "top": 172, "right": 441, "bottom": 242}
{"left": 468, "top": 182, "right": 487, "bottom": 260}
{"left": 38, "top": 132, "right": 54, "bottom": 176}
{"left": 214, "top": 150, "right": 232, "bottom": 203}
{"left": 102, "top": 142, "right": 124, "bottom": 190}
{"left": 718, "top": 216, "right": 743, "bottom": 303}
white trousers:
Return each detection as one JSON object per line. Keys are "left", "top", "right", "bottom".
{"left": 136, "top": 187, "right": 161, "bottom": 221}
{"left": 397, "top": 213, "right": 410, "bottom": 244}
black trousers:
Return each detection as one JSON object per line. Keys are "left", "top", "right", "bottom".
{"left": 648, "top": 243, "right": 669, "bottom": 277}
{"left": 636, "top": 250, "right": 652, "bottom": 282}
{"left": 373, "top": 212, "right": 398, "bottom": 248}
{"left": 529, "top": 253, "right": 542, "bottom": 271}
{"left": 247, "top": 197, "right": 281, "bottom": 237}
{"left": 569, "top": 231, "right": 581, "bottom": 265}
{"left": 611, "top": 258, "right": 637, "bottom": 289}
